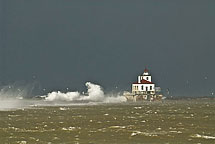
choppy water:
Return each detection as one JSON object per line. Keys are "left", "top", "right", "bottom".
{"left": 0, "top": 99, "right": 215, "bottom": 144}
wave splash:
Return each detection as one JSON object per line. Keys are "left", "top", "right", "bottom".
{"left": 45, "top": 82, "right": 126, "bottom": 103}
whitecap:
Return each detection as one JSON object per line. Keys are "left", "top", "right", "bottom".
{"left": 109, "top": 126, "right": 126, "bottom": 129}
{"left": 191, "top": 134, "right": 215, "bottom": 140}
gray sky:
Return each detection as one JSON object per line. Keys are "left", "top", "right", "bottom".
{"left": 0, "top": 0, "right": 215, "bottom": 96}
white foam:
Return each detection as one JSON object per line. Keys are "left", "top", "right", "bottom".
{"left": 109, "top": 126, "right": 126, "bottom": 129}
{"left": 131, "top": 131, "right": 159, "bottom": 137}
{"left": 191, "top": 134, "right": 215, "bottom": 140}
{"left": 0, "top": 82, "right": 126, "bottom": 110}
{"left": 45, "top": 82, "right": 126, "bottom": 103}
{"left": 45, "top": 91, "right": 80, "bottom": 101}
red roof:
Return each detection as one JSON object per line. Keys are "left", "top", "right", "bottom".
{"left": 144, "top": 68, "right": 149, "bottom": 73}
{"left": 133, "top": 79, "right": 154, "bottom": 84}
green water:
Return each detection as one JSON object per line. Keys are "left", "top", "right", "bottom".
{"left": 0, "top": 99, "right": 215, "bottom": 144}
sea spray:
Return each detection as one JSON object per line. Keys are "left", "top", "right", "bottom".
{"left": 0, "top": 82, "right": 41, "bottom": 110}
{"left": 80, "top": 82, "right": 104, "bottom": 101}
{"left": 0, "top": 82, "right": 126, "bottom": 110}
{"left": 45, "top": 91, "right": 81, "bottom": 101}
{"left": 0, "top": 81, "right": 40, "bottom": 99}
{"left": 45, "top": 82, "right": 126, "bottom": 103}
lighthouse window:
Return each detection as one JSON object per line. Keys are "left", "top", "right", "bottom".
{"left": 146, "top": 77, "right": 148, "bottom": 80}
{"left": 150, "top": 86, "right": 152, "bottom": 90}
{"left": 141, "top": 85, "right": 144, "bottom": 90}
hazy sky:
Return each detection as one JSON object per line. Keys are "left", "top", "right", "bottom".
{"left": 0, "top": 0, "right": 215, "bottom": 96}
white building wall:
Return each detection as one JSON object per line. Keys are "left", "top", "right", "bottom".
{"left": 143, "top": 72, "right": 149, "bottom": 75}
{"left": 142, "top": 76, "right": 151, "bottom": 82}
{"left": 140, "top": 84, "right": 155, "bottom": 91}
{"left": 132, "top": 84, "right": 155, "bottom": 92}
{"left": 138, "top": 76, "right": 142, "bottom": 83}
{"left": 138, "top": 76, "right": 152, "bottom": 82}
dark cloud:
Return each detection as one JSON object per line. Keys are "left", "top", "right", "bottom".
{"left": 0, "top": 0, "right": 215, "bottom": 96}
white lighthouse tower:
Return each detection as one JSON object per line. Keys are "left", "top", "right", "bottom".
{"left": 138, "top": 68, "right": 152, "bottom": 83}
{"left": 132, "top": 68, "right": 155, "bottom": 96}
{"left": 123, "top": 68, "right": 163, "bottom": 101}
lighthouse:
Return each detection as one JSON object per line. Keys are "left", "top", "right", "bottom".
{"left": 124, "top": 68, "right": 162, "bottom": 101}
{"left": 132, "top": 68, "right": 155, "bottom": 95}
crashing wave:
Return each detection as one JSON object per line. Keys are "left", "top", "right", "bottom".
{"left": 45, "top": 82, "right": 126, "bottom": 103}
